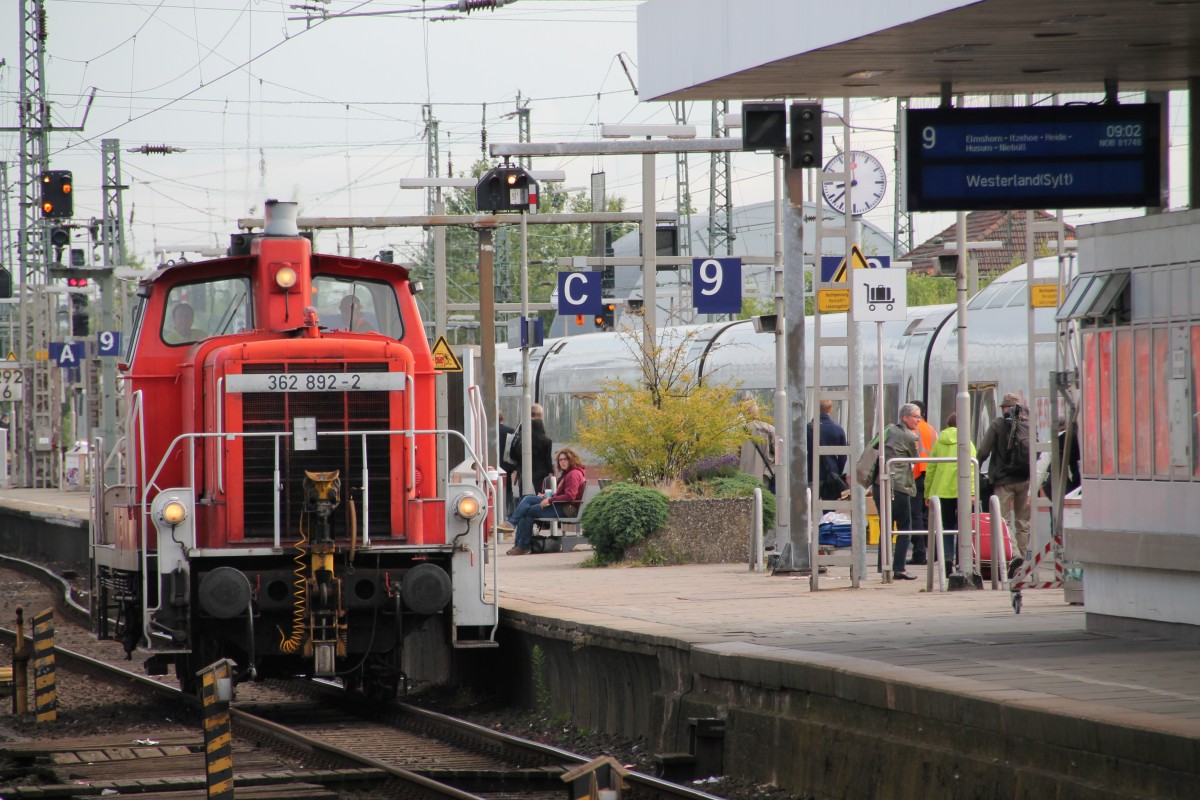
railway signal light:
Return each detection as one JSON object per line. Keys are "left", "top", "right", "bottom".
{"left": 595, "top": 302, "right": 616, "bottom": 330}
{"left": 40, "top": 170, "right": 74, "bottom": 218}
{"left": 0, "top": 267, "right": 11, "bottom": 300}
{"left": 71, "top": 290, "right": 90, "bottom": 337}
{"left": 475, "top": 164, "right": 539, "bottom": 213}
{"left": 789, "top": 103, "right": 823, "bottom": 169}
{"left": 741, "top": 102, "right": 787, "bottom": 152}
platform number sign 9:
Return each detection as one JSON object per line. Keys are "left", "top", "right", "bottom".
{"left": 97, "top": 330, "right": 121, "bottom": 357}
{"left": 0, "top": 366, "right": 23, "bottom": 401}
{"left": 692, "top": 257, "right": 742, "bottom": 315}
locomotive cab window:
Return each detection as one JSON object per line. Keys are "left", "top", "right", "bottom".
{"left": 162, "top": 277, "right": 251, "bottom": 345}
{"left": 313, "top": 276, "right": 403, "bottom": 339}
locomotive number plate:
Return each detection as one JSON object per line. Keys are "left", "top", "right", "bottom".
{"left": 225, "top": 372, "right": 405, "bottom": 393}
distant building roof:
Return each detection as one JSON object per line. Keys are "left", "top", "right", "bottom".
{"left": 902, "top": 210, "right": 1075, "bottom": 277}
{"left": 613, "top": 200, "right": 896, "bottom": 260}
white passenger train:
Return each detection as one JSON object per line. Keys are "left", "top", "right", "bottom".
{"left": 498, "top": 258, "right": 1065, "bottom": 454}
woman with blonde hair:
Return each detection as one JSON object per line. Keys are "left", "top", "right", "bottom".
{"left": 504, "top": 448, "right": 586, "bottom": 556}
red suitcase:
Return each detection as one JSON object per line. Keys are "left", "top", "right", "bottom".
{"left": 974, "top": 513, "right": 1012, "bottom": 574}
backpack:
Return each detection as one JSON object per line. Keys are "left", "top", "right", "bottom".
{"left": 506, "top": 426, "right": 522, "bottom": 464}
{"left": 1000, "top": 411, "right": 1031, "bottom": 479}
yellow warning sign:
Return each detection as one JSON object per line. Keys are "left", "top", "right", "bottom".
{"left": 1030, "top": 283, "right": 1060, "bottom": 309}
{"left": 818, "top": 289, "right": 851, "bottom": 313}
{"left": 5, "top": 352, "right": 16, "bottom": 361}
{"left": 431, "top": 335, "right": 463, "bottom": 372}
{"left": 830, "top": 244, "right": 873, "bottom": 283}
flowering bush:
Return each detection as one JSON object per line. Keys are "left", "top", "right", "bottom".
{"left": 681, "top": 453, "right": 741, "bottom": 484}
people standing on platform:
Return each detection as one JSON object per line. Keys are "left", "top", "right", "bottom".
{"left": 506, "top": 403, "right": 551, "bottom": 499}
{"left": 874, "top": 403, "right": 921, "bottom": 580}
{"left": 497, "top": 410, "right": 517, "bottom": 520}
{"left": 806, "top": 399, "right": 848, "bottom": 501}
{"left": 506, "top": 448, "right": 586, "bottom": 556}
{"left": 739, "top": 399, "right": 776, "bottom": 493}
{"left": 1039, "top": 419, "right": 1081, "bottom": 501}
{"left": 907, "top": 400, "right": 938, "bottom": 565}
{"left": 977, "top": 392, "right": 1031, "bottom": 571}
{"left": 924, "top": 412, "right": 976, "bottom": 576}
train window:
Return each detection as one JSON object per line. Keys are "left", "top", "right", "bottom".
{"left": 162, "top": 277, "right": 250, "bottom": 346}
{"left": 1134, "top": 329, "right": 1153, "bottom": 476}
{"left": 1192, "top": 326, "right": 1200, "bottom": 477}
{"left": 1153, "top": 328, "right": 1171, "bottom": 476}
{"left": 989, "top": 282, "right": 1024, "bottom": 308}
{"left": 1081, "top": 332, "right": 1100, "bottom": 477}
{"left": 126, "top": 294, "right": 147, "bottom": 362}
{"left": 1087, "top": 271, "right": 1131, "bottom": 322}
{"left": 1116, "top": 330, "right": 1134, "bottom": 476}
{"left": 1098, "top": 331, "right": 1115, "bottom": 476}
{"left": 1057, "top": 274, "right": 1097, "bottom": 321}
{"left": 313, "top": 276, "right": 402, "bottom": 339}
{"left": 967, "top": 281, "right": 1004, "bottom": 311}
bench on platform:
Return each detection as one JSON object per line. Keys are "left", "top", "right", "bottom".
{"left": 531, "top": 491, "right": 593, "bottom": 553}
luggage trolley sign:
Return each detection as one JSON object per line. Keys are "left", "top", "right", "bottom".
{"left": 904, "top": 104, "right": 1162, "bottom": 211}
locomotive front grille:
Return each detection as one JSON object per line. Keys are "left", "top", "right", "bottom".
{"left": 238, "top": 363, "right": 394, "bottom": 539}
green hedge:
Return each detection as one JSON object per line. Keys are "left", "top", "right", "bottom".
{"left": 580, "top": 482, "right": 669, "bottom": 565}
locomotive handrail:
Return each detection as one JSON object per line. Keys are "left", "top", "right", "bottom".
{"left": 466, "top": 385, "right": 490, "bottom": 486}
{"left": 140, "top": 426, "right": 489, "bottom": 551}
{"left": 216, "top": 377, "right": 225, "bottom": 493}
{"left": 465, "top": 383, "right": 498, "bottom": 620}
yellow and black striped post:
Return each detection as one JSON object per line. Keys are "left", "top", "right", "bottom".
{"left": 199, "top": 658, "right": 236, "bottom": 800}
{"left": 31, "top": 608, "right": 56, "bottom": 722}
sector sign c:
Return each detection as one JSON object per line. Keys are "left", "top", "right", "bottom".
{"left": 557, "top": 271, "right": 602, "bottom": 316}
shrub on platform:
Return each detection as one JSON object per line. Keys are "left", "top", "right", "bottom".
{"left": 580, "top": 482, "right": 669, "bottom": 565}
{"left": 681, "top": 453, "right": 741, "bottom": 484}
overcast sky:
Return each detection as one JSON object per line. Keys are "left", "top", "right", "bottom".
{"left": 1, "top": 0, "right": 1189, "bottom": 269}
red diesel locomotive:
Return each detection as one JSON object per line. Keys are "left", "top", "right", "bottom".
{"left": 91, "top": 201, "right": 498, "bottom": 696}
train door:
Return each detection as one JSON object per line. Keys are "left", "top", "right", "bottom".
{"left": 863, "top": 383, "right": 900, "bottom": 442}
{"left": 939, "top": 381, "right": 999, "bottom": 443}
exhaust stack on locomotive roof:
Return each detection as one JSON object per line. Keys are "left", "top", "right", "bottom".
{"left": 263, "top": 199, "right": 300, "bottom": 237}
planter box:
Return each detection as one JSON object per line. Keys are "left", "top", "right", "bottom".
{"left": 624, "top": 497, "right": 753, "bottom": 565}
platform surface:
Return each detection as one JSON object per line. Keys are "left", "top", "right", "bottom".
{"left": 497, "top": 544, "right": 1200, "bottom": 741}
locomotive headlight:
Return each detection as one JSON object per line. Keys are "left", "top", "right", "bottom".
{"left": 454, "top": 493, "right": 481, "bottom": 520}
{"left": 275, "top": 266, "right": 298, "bottom": 289}
{"left": 161, "top": 499, "right": 188, "bottom": 527}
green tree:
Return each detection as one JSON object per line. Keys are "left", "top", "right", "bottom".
{"left": 577, "top": 329, "right": 752, "bottom": 484}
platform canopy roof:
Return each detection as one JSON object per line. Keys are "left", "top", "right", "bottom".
{"left": 637, "top": 0, "right": 1200, "bottom": 102}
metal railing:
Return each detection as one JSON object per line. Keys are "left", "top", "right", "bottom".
{"left": 878, "top": 455, "right": 979, "bottom": 581}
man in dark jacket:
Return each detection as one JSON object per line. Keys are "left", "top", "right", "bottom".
{"left": 497, "top": 410, "right": 517, "bottom": 517}
{"left": 977, "top": 392, "right": 1031, "bottom": 564}
{"left": 806, "top": 399, "right": 847, "bottom": 501}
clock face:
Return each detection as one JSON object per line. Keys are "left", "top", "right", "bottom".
{"left": 821, "top": 150, "right": 888, "bottom": 216}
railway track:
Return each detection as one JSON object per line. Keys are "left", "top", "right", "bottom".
{"left": 0, "top": 557, "right": 729, "bottom": 800}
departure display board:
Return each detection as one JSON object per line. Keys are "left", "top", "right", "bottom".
{"left": 904, "top": 104, "right": 1162, "bottom": 211}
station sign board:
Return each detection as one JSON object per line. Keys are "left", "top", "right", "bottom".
{"left": 903, "top": 104, "right": 1162, "bottom": 211}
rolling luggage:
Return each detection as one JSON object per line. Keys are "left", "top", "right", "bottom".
{"left": 974, "top": 513, "right": 1012, "bottom": 575}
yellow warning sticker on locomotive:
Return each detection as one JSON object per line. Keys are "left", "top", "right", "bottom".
{"left": 431, "top": 335, "right": 463, "bottom": 372}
